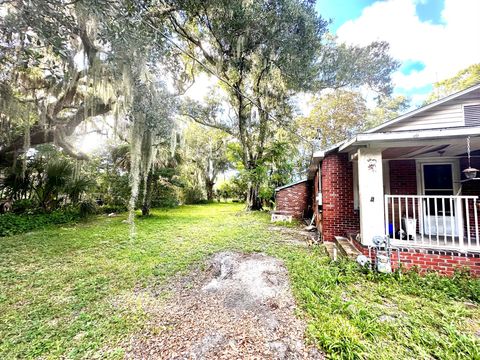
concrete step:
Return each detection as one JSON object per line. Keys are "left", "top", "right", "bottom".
{"left": 323, "top": 242, "right": 338, "bottom": 260}
{"left": 334, "top": 236, "right": 361, "bottom": 260}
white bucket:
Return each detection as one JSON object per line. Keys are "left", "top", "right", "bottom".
{"left": 402, "top": 217, "right": 417, "bottom": 239}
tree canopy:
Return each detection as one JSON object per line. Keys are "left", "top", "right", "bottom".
{"left": 425, "top": 63, "right": 480, "bottom": 104}
{"left": 0, "top": 0, "right": 403, "bottom": 214}
{"left": 160, "top": 0, "right": 399, "bottom": 209}
{"left": 296, "top": 90, "right": 410, "bottom": 149}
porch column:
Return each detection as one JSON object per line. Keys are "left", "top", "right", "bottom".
{"left": 357, "top": 148, "right": 385, "bottom": 246}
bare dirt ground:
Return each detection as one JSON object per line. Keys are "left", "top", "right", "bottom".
{"left": 267, "top": 226, "right": 318, "bottom": 247}
{"left": 125, "top": 252, "right": 323, "bottom": 359}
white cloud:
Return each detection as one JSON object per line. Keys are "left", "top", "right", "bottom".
{"left": 336, "top": 0, "right": 480, "bottom": 105}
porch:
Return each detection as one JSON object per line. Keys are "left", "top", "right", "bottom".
{"left": 344, "top": 128, "right": 480, "bottom": 253}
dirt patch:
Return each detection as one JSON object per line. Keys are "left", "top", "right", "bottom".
{"left": 125, "top": 252, "right": 323, "bottom": 359}
{"left": 268, "top": 226, "right": 318, "bottom": 246}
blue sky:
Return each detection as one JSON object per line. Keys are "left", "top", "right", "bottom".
{"left": 315, "top": 0, "right": 378, "bottom": 33}
{"left": 316, "top": 0, "right": 444, "bottom": 31}
{"left": 315, "top": 0, "right": 480, "bottom": 105}
{"left": 316, "top": 0, "right": 446, "bottom": 36}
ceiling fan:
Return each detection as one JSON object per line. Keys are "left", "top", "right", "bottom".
{"left": 409, "top": 144, "right": 449, "bottom": 157}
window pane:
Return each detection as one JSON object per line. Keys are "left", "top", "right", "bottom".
{"left": 424, "top": 164, "right": 453, "bottom": 190}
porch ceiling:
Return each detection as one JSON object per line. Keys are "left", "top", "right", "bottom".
{"left": 340, "top": 127, "right": 480, "bottom": 156}
{"left": 382, "top": 146, "right": 425, "bottom": 159}
{"left": 381, "top": 136, "right": 480, "bottom": 159}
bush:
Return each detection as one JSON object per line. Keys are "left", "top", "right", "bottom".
{"left": 78, "top": 199, "right": 98, "bottom": 218}
{"left": 150, "top": 182, "right": 180, "bottom": 208}
{"left": 99, "top": 204, "right": 128, "bottom": 214}
{"left": 12, "top": 199, "right": 37, "bottom": 214}
{"left": 0, "top": 209, "right": 80, "bottom": 237}
{"left": 181, "top": 186, "right": 206, "bottom": 204}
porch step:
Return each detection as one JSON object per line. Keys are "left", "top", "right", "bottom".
{"left": 334, "top": 236, "right": 362, "bottom": 260}
{"left": 324, "top": 242, "right": 338, "bottom": 260}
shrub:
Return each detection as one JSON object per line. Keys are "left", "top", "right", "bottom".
{"left": 150, "top": 182, "right": 180, "bottom": 208}
{"left": 99, "top": 204, "right": 128, "bottom": 214}
{"left": 181, "top": 186, "right": 206, "bottom": 204}
{"left": 12, "top": 199, "right": 37, "bottom": 214}
{"left": 78, "top": 199, "right": 98, "bottom": 218}
{"left": 0, "top": 209, "right": 80, "bottom": 237}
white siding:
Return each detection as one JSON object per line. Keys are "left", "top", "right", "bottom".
{"left": 382, "top": 89, "right": 480, "bottom": 132}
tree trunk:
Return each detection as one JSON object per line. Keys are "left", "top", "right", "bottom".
{"left": 247, "top": 181, "right": 262, "bottom": 210}
{"left": 141, "top": 170, "right": 153, "bottom": 216}
{"left": 206, "top": 179, "right": 214, "bottom": 201}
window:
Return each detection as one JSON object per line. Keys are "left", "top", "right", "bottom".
{"left": 422, "top": 164, "right": 454, "bottom": 215}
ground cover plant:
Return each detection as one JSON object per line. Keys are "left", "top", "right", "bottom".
{"left": 0, "top": 203, "right": 479, "bottom": 359}
{"left": 0, "top": 210, "right": 81, "bottom": 237}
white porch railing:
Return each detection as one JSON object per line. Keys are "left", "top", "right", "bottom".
{"left": 384, "top": 195, "right": 480, "bottom": 250}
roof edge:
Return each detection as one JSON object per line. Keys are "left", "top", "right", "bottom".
{"left": 366, "top": 83, "right": 480, "bottom": 134}
{"left": 339, "top": 126, "right": 480, "bottom": 152}
{"left": 275, "top": 179, "right": 308, "bottom": 192}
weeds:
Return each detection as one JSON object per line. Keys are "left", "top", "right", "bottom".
{"left": 0, "top": 203, "right": 478, "bottom": 359}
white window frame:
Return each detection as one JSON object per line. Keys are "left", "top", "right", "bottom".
{"left": 416, "top": 158, "right": 460, "bottom": 196}
{"left": 416, "top": 158, "right": 462, "bottom": 237}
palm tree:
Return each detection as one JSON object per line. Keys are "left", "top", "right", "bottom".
{"left": 66, "top": 178, "right": 95, "bottom": 204}
{"left": 35, "top": 159, "right": 73, "bottom": 210}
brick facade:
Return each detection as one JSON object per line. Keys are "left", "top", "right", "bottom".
{"left": 388, "top": 160, "right": 418, "bottom": 232}
{"left": 460, "top": 157, "right": 480, "bottom": 239}
{"left": 320, "top": 153, "right": 360, "bottom": 241}
{"left": 275, "top": 180, "right": 310, "bottom": 219}
{"left": 298, "top": 151, "right": 480, "bottom": 276}
{"left": 389, "top": 160, "right": 417, "bottom": 195}
{"left": 351, "top": 237, "right": 480, "bottom": 276}
{"left": 460, "top": 157, "right": 480, "bottom": 196}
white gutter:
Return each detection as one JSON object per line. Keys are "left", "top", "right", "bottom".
{"left": 312, "top": 140, "right": 346, "bottom": 161}
{"left": 339, "top": 126, "right": 480, "bottom": 152}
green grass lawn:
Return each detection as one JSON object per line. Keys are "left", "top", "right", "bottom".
{"left": 1, "top": 203, "right": 479, "bottom": 359}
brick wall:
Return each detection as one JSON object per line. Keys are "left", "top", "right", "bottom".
{"left": 321, "top": 153, "right": 359, "bottom": 241}
{"left": 389, "top": 160, "right": 417, "bottom": 195}
{"left": 460, "top": 157, "right": 480, "bottom": 196}
{"left": 460, "top": 157, "right": 480, "bottom": 239}
{"left": 275, "top": 181, "right": 310, "bottom": 219}
{"left": 351, "top": 237, "right": 480, "bottom": 276}
{"left": 388, "top": 160, "right": 418, "bottom": 232}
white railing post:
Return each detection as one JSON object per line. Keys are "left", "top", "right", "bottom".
{"left": 384, "top": 196, "right": 389, "bottom": 237}
{"left": 456, "top": 197, "right": 464, "bottom": 249}
{"left": 465, "top": 198, "right": 471, "bottom": 248}
{"left": 474, "top": 199, "right": 479, "bottom": 248}
{"left": 449, "top": 197, "right": 454, "bottom": 245}
{"left": 412, "top": 197, "right": 417, "bottom": 244}
{"left": 418, "top": 198, "right": 424, "bottom": 244}
{"left": 442, "top": 198, "right": 447, "bottom": 245}
{"left": 392, "top": 197, "right": 395, "bottom": 239}
{"left": 405, "top": 196, "right": 410, "bottom": 242}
